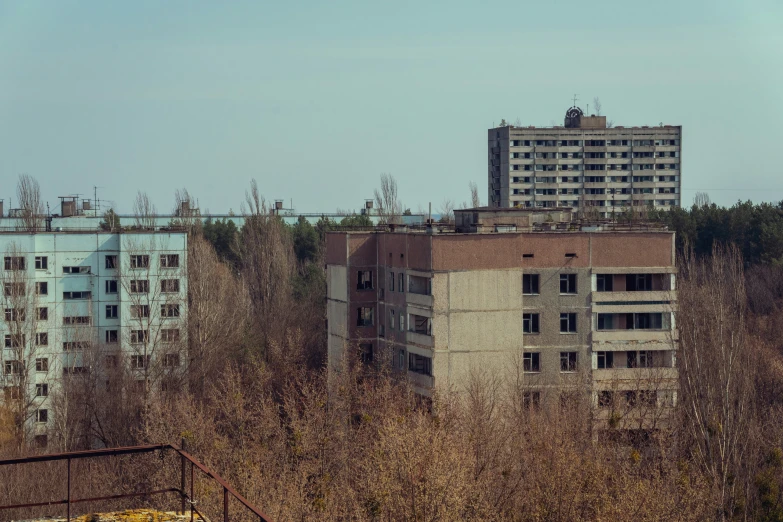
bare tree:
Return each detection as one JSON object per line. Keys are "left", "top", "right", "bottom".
{"left": 172, "top": 188, "right": 201, "bottom": 230}
{"left": 678, "top": 245, "right": 757, "bottom": 518}
{"left": 593, "top": 97, "right": 602, "bottom": 116}
{"left": 693, "top": 192, "right": 711, "bottom": 208}
{"left": 469, "top": 181, "right": 481, "bottom": 208}
{"left": 16, "top": 175, "right": 44, "bottom": 232}
{"left": 438, "top": 198, "right": 455, "bottom": 223}
{"left": 133, "top": 191, "right": 157, "bottom": 229}
{"left": 373, "top": 173, "right": 402, "bottom": 224}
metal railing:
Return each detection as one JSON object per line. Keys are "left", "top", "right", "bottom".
{"left": 0, "top": 441, "right": 273, "bottom": 522}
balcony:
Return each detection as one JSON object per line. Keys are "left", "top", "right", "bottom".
{"left": 407, "top": 292, "right": 433, "bottom": 308}
{"left": 592, "top": 291, "right": 676, "bottom": 303}
{"left": 592, "top": 367, "right": 678, "bottom": 383}
{"left": 592, "top": 329, "right": 678, "bottom": 344}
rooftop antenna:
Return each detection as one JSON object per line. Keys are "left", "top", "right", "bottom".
{"left": 572, "top": 94, "right": 579, "bottom": 108}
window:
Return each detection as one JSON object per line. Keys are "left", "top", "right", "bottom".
{"left": 398, "top": 273, "right": 404, "bottom": 293}
{"left": 597, "top": 351, "right": 614, "bottom": 369}
{"left": 35, "top": 256, "right": 48, "bottom": 270}
{"left": 523, "top": 313, "right": 540, "bottom": 334}
{"left": 37, "top": 307, "right": 48, "bottom": 321}
{"left": 560, "top": 352, "right": 577, "bottom": 372}
{"left": 627, "top": 274, "right": 653, "bottom": 291}
{"left": 389, "top": 309, "right": 395, "bottom": 329}
{"left": 628, "top": 350, "right": 653, "bottom": 368}
{"left": 5, "top": 282, "right": 26, "bottom": 297}
{"left": 4, "top": 308, "right": 25, "bottom": 321}
{"left": 130, "top": 255, "right": 150, "bottom": 269}
{"left": 639, "top": 390, "right": 657, "bottom": 406}
{"left": 106, "top": 305, "right": 118, "bottom": 319}
{"left": 161, "top": 329, "right": 180, "bottom": 343}
{"left": 408, "top": 353, "right": 432, "bottom": 375}
{"left": 63, "top": 341, "right": 89, "bottom": 351}
{"left": 131, "top": 305, "right": 150, "bottom": 318}
{"left": 36, "top": 383, "right": 48, "bottom": 397}
{"left": 598, "top": 391, "right": 614, "bottom": 408}
{"left": 36, "top": 282, "right": 47, "bottom": 295}
{"left": 357, "top": 307, "right": 374, "bottom": 327}
{"left": 105, "top": 255, "right": 118, "bottom": 269}
{"left": 64, "top": 316, "right": 91, "bottom": 325}
{"left": 160, "top": 254, "right": 180, "bottom": 268}
{"left": 359, "top": 343, "right": 373, "bottom": 364}
{"left": 161, "top": 304, "right": 180, "bottom": 318}
{"left": 389, "top": 272, "right": 395, "bottom": 292}
{"left": 523, "top": 274, "right": 540, "bottom": 295}
{"left": 130, "top": 280, "right": 149, "bottom": 294}
{"left": 164, "top": 353, "right": 180, "bottom": 367}
{"left": 4, "top": 334, "right": 24, "bottom": 347}
{"left": 357, "top": 270, "right": 373, "bottom": 290}
{"left": 596, "top": 274, "right": 613, "bottom": 292}
{"left": 560, "top": 313, "right": 577, "bottom": 333}
{"left": 130, "top": 355, "right": 149, "bottom": 369}
{"left": 4, "top": 360, "right": 23, "bottom": 375}
{"left": 523, "top": 391, "right": 540, "bottom": 410}
{"left": 36, "top": 358, "right": 48, "bottom": 372}
{"left": 161, "top": 279, "right": 180, "bottom": 293}
{"left": 523, "top": 352, "right": 540, "bottom": 373}
{"left": 399, "top": 314, "right": 404, "bottom": 332}
{"left": 4, "top": 256, "right": 25, "bottom": 270}
{"left": 560, "top": 274, "right": 577, "bottom": 294}
{"left": 130, "top": 330, "right": 149, "bottom": 344}
{"left": 35, "top": 409, "right": 48, "bottom": 423}
{"left": 410, "top": 314, "right": 431, "bottom": 335}
{"left": 62, "top": 266, "right": 90, "bottom": 274}
{"left": 105, "top": 355, "right": 118, "bottom": 368}
{"left": 35, "top": 332, "right": 48, "bottom": 346}
{"left": 105, "top": 280, "right": 118, "bottom": 294}
{"left": 398, "top": 349, "right": 406, "bottom": 370}
{"left": 105, "top": 330, "right": 118, "bottom": 343}
{"left": 63, "top": 291, "right": 91, "bottom": 300}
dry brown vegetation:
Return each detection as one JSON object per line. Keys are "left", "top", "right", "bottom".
{"left": 4, "top": 182, "right": 783, "bottom": 520}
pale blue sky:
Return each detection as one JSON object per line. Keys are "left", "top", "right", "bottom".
{"left": 1, "top": 0, "right": 781, "bottom": 214}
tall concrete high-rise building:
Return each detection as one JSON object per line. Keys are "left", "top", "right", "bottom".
{"left": 488, "top": 108, "right": 682, "bottom": 216}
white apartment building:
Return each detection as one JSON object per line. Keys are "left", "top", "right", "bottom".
{"left": 488, "top": 107, "right": 682, "bottom": 216}
{"left": 0, "top": 231, "right": 187, "bottom": 445}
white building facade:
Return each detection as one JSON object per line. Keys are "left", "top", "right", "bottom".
{"left": 0, "top": 231, "right": 187, "bottom": 445}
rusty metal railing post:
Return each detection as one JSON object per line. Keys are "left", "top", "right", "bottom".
{"left": 190, "top": 461, "right": 194, "bottom": 522}
{"left": 180, "top": 438, "right": 186, "bottom": 515}
{"left": 66, "top": 457, "right": 71, "bottom": 521}
{"left": 224, "top": 486, "right": 229, "bottom": 522}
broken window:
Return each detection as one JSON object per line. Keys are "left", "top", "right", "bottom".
{"left": 560, "top": 312, "right": 577, "bottom": 333}
{"left": 4, "top": 282, "right": 26, "bottom": 297}
{"left": 35, "top": 282, "right": 47, "bottom": 295}
{"left": 131, "top": 305, "right": 150, "bottom": 318}
{"left": 105, "top": 255, "right": 118, "bottom": 269}
{"left": 130, "top": 330, "right": 149, "bottom": 344}
{"left": 357, "top": 307, "right": 374, "bottom": 327}
{"left": 560, "top": 274, "right": 577, "bottom": 294}
{"left": 35, "top": 256, "right": 48, "bottom": 270}
{"left": 161, "top": 279, "right": 180, "bottom": 293}
{"left": 408, "top": 353, "right": 432, "bottom": 375}
{"left": 4, "top": 256, "right": 25, "bottom": 270}
{"left": 597, "top": 351, "right": 614, "bottom": 369}
{"left": 161, "top": 304, "right": 180, "bottom": 318}
{"left": 560, "top": 352, "right": 577, "bottom": 372}
{"left": 523, "top": 352, "right": 541, "bottom": 373}
{"left": 409, "top": 314, "right": 431, "bottom": 336}
{"left": 597, "top": 391, "right": 614, "bottom": 408}
{"left": 408, "top": 275, "right": 431, "bottom": 295}
{"left": 359, "top": 343, "right": 373, "bottom": 364}
{"left": 36, "top": 358, "right": 48, "bottom": 372}
{"left": 62, "top": 266, "right": 90, "bottom": 274}
{"left": 105, "top": 330, "right": 119, "bottom": 343}
{"left": 63, "top": 291, "right": 91, "bottom": 300}
{"left": 523, "top": 274, "right": 540, "bottom": 295}
{"left": 523, "top": 313, "right": 540, "bottom": 334}
{"left": 130, "top": 255, "right": 150, "bottom": 269}
{"left": 357, "top": 270, "right": 373, "bottom": 290}
{"left": 160, "top": 254, "right": 180, "bottom": 268}
{"left": 161, "top": 328, "right": 180, "bottom": 343}
{"left": 130, "top": 280, "right": 150, "bottom": 294}
{"left": 523, "top": 391, "right": 541, "bottom": 410}
{"left": 596, "top": 274, "right": 614, "bottom": 292}
{"left": 106, "top": 305, "right": 118, "bottom": 319}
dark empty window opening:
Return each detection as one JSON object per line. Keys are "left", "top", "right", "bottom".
{"left": 409, "top": 314, "right": 431, "bottom": 336}
{"left": 523, "top": 274, "right": 540, "bottom": 295}
{"left": 408, "top": 275, "right": 431, "bottom": 295}
{"left": 523, "top": 313, "right": 540, "bottom": 334}
{"left": 359, "top": 343, "right": 373, "bottom": 364}
{"left": 596, "top": 274, "right": 614, "bottom": 292}
{"left": 523, "top": 391, "right": 541, "bottom": 410}
{"left": 565, "top": 253, "right": 577, "bottom": 258}
{"left": 597, "top": 351, "right": 614, "bottom": 369}
{"left": 523, "top": 253, "right": 534, "bottom": 258}
{"left": 560, "top": 274, "right": 577, "bottom": 294}
{"left": 523, "top": 352, "right": 540, "bottom": 373}
{"left": 357, "top": 307, "right": 374, "bottom": 327}
{"left": 408, "top": 353, "right": 432, "bottom": 375}
{"left": 560, "top": 352, "right": 577, "bottom": 372}
{"left": 560, "top": 312, "right": 577, "bottom": 333}
{"left": 357, "top": 270, "right": 373, "bottom": 290}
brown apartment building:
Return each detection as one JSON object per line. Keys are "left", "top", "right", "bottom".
{"left": 326, "top": 208, "right": 678, "bottom": 430}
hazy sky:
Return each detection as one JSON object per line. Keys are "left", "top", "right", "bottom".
{"left": 1, "top": 0, "right": 781, "bottom": 214}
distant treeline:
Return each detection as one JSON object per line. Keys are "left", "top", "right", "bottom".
{"left": 651, "top": 201, "right": 783, "bottom": 265}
